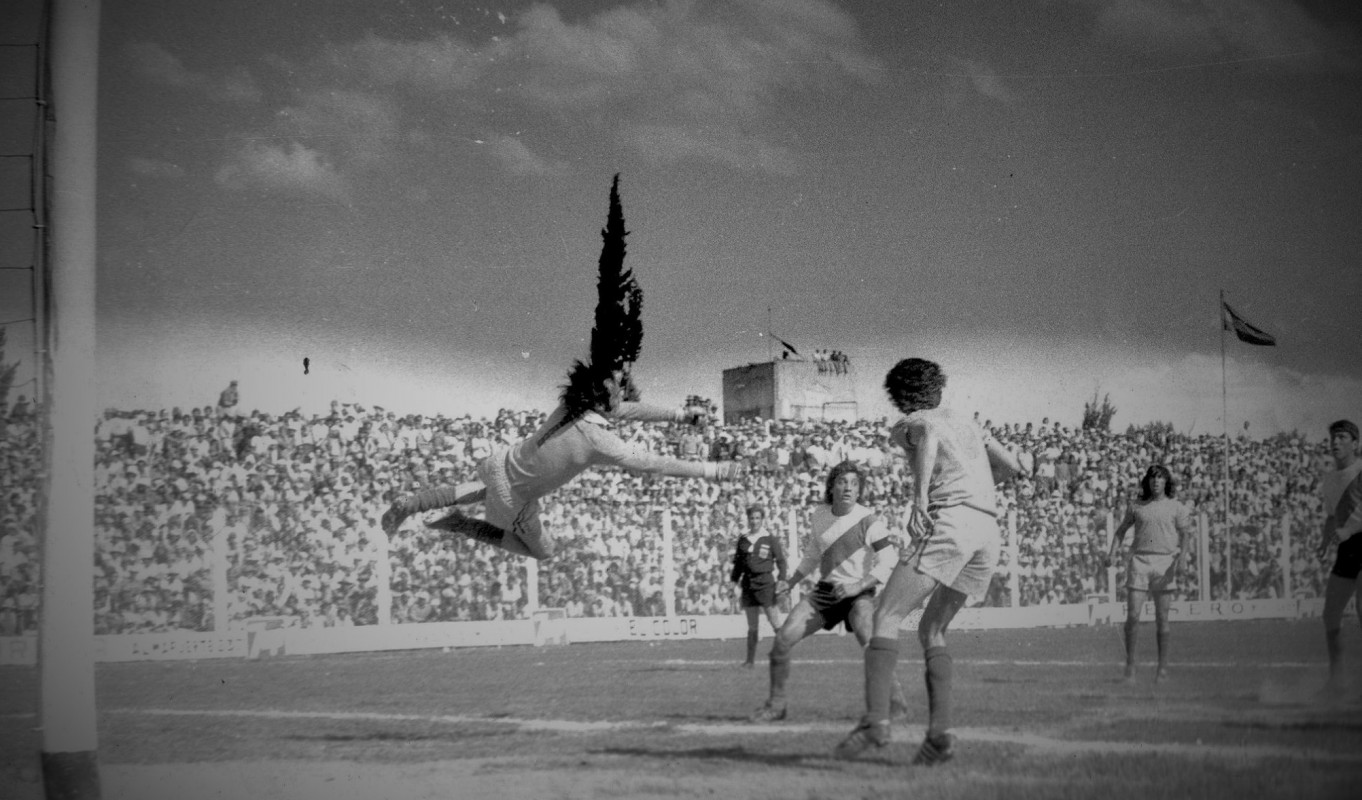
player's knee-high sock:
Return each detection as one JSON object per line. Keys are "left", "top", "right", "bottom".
{"left": 1326, "top": 627, "right": 1343, "bottom": 680}
{"left": 1156, "top": 629, "right": 1170, "bottom": 671}
{"left": 768, "top": 653, "right": 791, "bottom": 704}
{"left": 1123, "top": 618, "right": 1139, "bottom": 669}
{"left": 404, "top": 485, "right": 467, "bottom": 513}
{"left": 924, "top": 645, "right": 953, "bottom": 735}
{"left": 745, "top": 630, "right": 759, "bottom": 665}
{"left": 863, "top": 636, "right": 900, "bottom": 724}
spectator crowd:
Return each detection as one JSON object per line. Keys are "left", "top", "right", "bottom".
{"left": 0, "top": 393, "right": 1340, "bottom": 636}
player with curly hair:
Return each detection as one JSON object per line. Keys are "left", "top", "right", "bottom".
{"left": 834, "top": 358, "right": 1020, "bottom": 765}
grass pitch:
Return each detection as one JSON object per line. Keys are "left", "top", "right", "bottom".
{"left": 4, "top": 618, "right": 1361, "bottom": 799}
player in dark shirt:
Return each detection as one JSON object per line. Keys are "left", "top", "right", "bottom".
{"left": 731, "top": 505, "right": 788, "bottom": 667}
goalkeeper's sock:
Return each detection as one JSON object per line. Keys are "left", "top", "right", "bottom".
{"left": 406, "top": 486, "right": 466, "bottom": 513}
{"left": 1327, "top": 627, "right": 1343, "bottom": 683}
{"left": 924, "top": 645, "right": 953, "bottom": 735}
{"left": 863, "top": 636, "right": 900, "bottom": 724}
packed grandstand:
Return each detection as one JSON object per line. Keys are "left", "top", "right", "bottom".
{"left": 0, "top": 398, "right": 1334, "bottom": 635}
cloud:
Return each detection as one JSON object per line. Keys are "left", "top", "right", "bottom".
{"left": 328, "top": 0, "right": 881, "bottom": 175}
{"left": 274, "top": 89, "right": 402, "bottom": 169}
{"left": 491, "top": 0, "right": 882, "bottom": 171}
{"left": 343, "top": 32, "right": 491, "bottom": 92}
{"left": 621, "top": 123, "right": 800, "bottom": 175}
{"left": 485, "top": 135, "right": 565, "bottom": 176}
{"left": 214, "top": 140, "right": 348, "bottom": 201}
{"left": 207, "top": 89, "right": 400, "bottom": 199}
{"left": 126, "top": 41, "right": 261, "bottom": 103}
{"left": 1083, "top": 0, "right": 1360, "bottom": 71}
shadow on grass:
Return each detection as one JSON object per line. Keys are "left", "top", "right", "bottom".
{"left": 592, "top": 745, "right": 889, "bottom": 771}
{"left": 660, "top": 712, "right": 768, "bottom": 724}
{"left": 629, "top": 664, "right": 744, "bottom": 674}
{"left": 1224, "top": 718, "right": 1362, "bottom": 733}
{"left": 283, "top": 728, "right": 515, "bottom": 743}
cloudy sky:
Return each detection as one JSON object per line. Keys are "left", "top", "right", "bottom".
{"left": 2, "top": 0, "right": 1359, "bottom": 435}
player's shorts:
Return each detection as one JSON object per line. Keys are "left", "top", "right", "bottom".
{"left": 805, "top": 581, "right": 875, "bottom": 634}
{"left": 740, "top": 574, "right": 779, "bottom": 608}
{"left": 1126, "top": 552, "right": 1178, "bottom": 592}
{"left": 909, "top": 505, "right": 1000, "bottom": 597}
{"left": 1332, "top": 534, "right": 1362, "bottom": 581}
{"left": 477, "top": 447, "right": 545, "bottom": 552}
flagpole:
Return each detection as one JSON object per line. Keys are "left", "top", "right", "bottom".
{"left": 767, "top": 306, "right": 773, "bottom": 363}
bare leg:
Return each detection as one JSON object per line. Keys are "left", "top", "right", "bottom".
{"left": 762, "top": 604, "right": 782, "bottom": 634}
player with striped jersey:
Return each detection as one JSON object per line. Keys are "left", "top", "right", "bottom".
{"left": 1318, "top": 419, "right": 1362, "bottom": 694}
{"left": 750, "top": 460, "right": 908, "bottom": 722}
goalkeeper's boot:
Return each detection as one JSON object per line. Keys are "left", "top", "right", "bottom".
{"left": 911, "top": 731, "right": 955, "bottom": 766}
{"left": 749, "top": 701, "right": 787, "bottom": 723}
{"left": 381, "top": 501, "right": 411, "bottom": 536}
{"left": 832, "top": 718, "right": 890, "bottom": 760}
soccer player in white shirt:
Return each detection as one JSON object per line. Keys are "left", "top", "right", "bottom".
{"left": 749, "top": 461, "right": 907, "bottom": 722}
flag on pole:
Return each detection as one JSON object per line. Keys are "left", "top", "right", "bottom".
{"left": 1222, "top": 301, "right": 1276, "bottom": 346}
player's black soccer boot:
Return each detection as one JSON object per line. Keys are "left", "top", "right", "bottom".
{"left": 749, "top": 701, "right": 787, "bottom": 722}
{"left": 911, "top": 731, "right": 955, "bottom": 766}
{"left": 832, "top": 718, "right": 890, "bottom": 759}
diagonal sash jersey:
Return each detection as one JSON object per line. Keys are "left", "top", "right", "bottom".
{"left": 1322, "top": 460, "right": 1362, "bottom": 543}
{"left": 793, "top": 503, "right": 898, "bottom": 589}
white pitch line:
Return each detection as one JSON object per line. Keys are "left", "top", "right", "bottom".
{"left": 646, "top": 658, "right": 1319, "bottom": 669}
{"left": 108, "top": 707, "right": 1362, "bottom": 764}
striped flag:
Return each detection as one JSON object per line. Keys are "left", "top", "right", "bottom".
{"left": 1222, "top": 301, "right": 1276, "bottom": 346}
